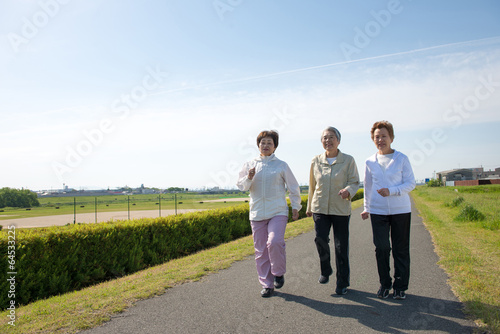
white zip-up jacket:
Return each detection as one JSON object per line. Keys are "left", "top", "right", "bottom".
{"left": 363, "top": 150, "right": 416, "bottom": 215}
{"left": 237, "top": 154, "right": 302, "bottom": 221}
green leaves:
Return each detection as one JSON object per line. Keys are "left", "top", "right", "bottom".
{"left": 455, "top": 204, "right": 486, "bottom": 222}
{"left": 0, "top": 187, "right": 40, "bottom": 208}
{"left": 351, "top": 189, "right": 364, "bottom": 202}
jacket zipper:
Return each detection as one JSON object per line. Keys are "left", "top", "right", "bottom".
{"left": 261, "top": 160, "right": 266, "bottom": 217}
{"left": 380, "top": 156, "right": 391, "bottom": 215}
{"left": 328, "top": 163, "right": 334, "bottom": 214}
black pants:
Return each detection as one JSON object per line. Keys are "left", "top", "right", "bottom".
{"left": 370, "top": 213, "right": 411, "bottom": 291}
{"left": 313, "top": 213, "right": 350, "bottom": 289}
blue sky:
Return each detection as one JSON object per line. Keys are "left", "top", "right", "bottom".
{"left": 1, "top": 0, "right": 500, "bottom": 191}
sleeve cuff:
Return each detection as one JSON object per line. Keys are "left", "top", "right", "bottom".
{"left": 389, "top": 187, "right": 399, "bottom": 196}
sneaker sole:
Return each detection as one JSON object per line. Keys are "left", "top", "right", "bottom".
{"left": 318, "top": 276, "right": 329, "bottom": 284}
{"left": 261, "top": 291, "right": 274, "bottom": 298}
{"left": 377, "top": 289, "right": 390, "bottom": 299}
{"left": 274, "top": 277, "right": 284, "bottom": 289}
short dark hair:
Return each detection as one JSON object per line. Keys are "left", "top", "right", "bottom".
{"left": 257, "top": 130, "right": 279, "bottom": 149}
{"left": 371, "top": 121, "right": 394, "bottom": 140}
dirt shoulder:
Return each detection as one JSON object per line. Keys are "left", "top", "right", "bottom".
{"left": 0, "top": 209, "right": 204, "bottom": 229}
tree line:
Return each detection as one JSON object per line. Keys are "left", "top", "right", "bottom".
{"left": 0, "top": 188, "right": 40, "bottom": 208}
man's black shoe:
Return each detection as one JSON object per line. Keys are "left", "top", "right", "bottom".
{"left": 393, "top": 290, "right": 406, "bottom": 300}
{"left": 377, "top": 286, "right": 390, "bottom": 299}
{"left": 274, "top": 275, "right": 285, "bottom": 289}
{"left": 261, "top": 288, "right": 274, "bottom": 298}
{"left": 318, "top": 275, "right": 329, "bottom": 284}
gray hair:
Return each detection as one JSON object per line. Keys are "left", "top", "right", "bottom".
{"left": 322, "top": 126, "right": 341, "bottom": 143}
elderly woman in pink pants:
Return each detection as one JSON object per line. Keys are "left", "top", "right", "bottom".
{"left": 237, "top": 130, "right": 302, "bottom": 298}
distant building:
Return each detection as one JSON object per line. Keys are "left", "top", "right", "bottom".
{"left": 437, "top": 167, "right": 500, "bottom": 186}
{"left": 436, "top": 169, "right": 473, "bottom": 183}
{"left": 474, "top": 167, "right": 500, "bottom": 180}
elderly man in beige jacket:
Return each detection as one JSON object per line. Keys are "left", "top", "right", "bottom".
{"left": 306, "top": 126, "right": 359, "bottom": 295}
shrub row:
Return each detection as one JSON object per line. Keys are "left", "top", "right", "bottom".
{"left": 0, "top": 198, "right": 308, "bottom": 309}
{"left": 351, "top": 188, "right": 364, "bottom": 202}
{"left": 0, "top": 187, "right": 40, "bottom": 208}
{"left": 426, "top": 179, "right": 443, "bottom": 187}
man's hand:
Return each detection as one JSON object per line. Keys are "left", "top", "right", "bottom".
{"left": 338, "top": 189, "right": 350, "bottom": 200}
{"left": 377, "top": 188, "right": 390, "bottom": 197}
{"left": 248, "top": 167, "right": 256, "bottom": 180}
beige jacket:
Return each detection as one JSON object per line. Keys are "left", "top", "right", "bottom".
{"left": 307, "top": 150, "right": 360, "bottom": 216}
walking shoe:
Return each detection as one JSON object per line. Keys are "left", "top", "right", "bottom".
{"left": 260, "top": 288, "right": 274, "bottom": 298}
{"left": 274, "top": 275, "right": 285, "bottom": 289}
{"left": 393, "top": 290, "right": 406, "bottom": 300}
{"left": 318, "top": 275, "right": 329, "bottom": 284}
{"left": 335, "top": 287, "right": 348, "bottom": 295}
{"left": 377, "top": 286, "right": 390, "bottom": 299}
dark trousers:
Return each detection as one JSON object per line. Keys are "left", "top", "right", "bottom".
{"left": 313, "top": 213, "right": 350, "bottom": 289}
{"left": 370, "top": 213, "right": 411, "bottom": 291}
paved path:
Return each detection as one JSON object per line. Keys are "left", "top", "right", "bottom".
{"left": 83, "top": 204, "right": 476, "bottom": 333}
{"left": 0, "top": 209, "right": 204, "bottom": 229}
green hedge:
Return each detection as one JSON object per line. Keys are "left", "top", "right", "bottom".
{"left": 0, "top": 198, "right": 308, "bottom": 309}
{"left": 352, "top": 188, "right": 364, "bottom": 202}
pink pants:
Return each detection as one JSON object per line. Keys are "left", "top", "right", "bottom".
{"left": 250, "top": 215, "right": 288, "bottom": 289}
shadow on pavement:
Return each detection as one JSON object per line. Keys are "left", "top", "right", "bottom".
{"left": 277, "top": 289, "right": 474, "bottom": 333}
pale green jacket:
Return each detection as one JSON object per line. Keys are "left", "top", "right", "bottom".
{"left": 307, "top": 150, "right": 360, "bottom": 216}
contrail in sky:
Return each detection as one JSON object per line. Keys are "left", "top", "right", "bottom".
{"left": 149, "top": 36, "right": 500, "bottom": 97}
{"left": 38, "top": 35, "right": 500, "bottom": 117}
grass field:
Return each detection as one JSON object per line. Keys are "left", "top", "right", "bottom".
{"left": 0, "top": 192, "right": 253, "bottom": 221}
{"left": 411, "top": 184, "right": 500, "bottom": 333}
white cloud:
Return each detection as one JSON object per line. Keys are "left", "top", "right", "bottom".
{"left": 3, "top": 40, "right": 500, "bottom": 190}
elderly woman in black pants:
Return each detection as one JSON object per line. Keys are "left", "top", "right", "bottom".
{"left": 306, "top": 126, "right": 360, "bottom": 295}
{"left": 361, "top": 121, "right": 416, "bottom": 300}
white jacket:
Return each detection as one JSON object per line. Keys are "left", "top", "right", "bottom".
{"left": 363, "top": 150, "right": 416, "bottom": 215}
{"left": 237, "top": 154, "right": 302, "bottom": 221}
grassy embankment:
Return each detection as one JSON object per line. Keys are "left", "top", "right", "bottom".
{"left": 0, "top": 199, "right": 361, "bottom": 333}
{"left": 0, "top": 193, "right": 252, "bottom": 220}
{"left": 411, "top": 185, "right": 500, "bottom": 333}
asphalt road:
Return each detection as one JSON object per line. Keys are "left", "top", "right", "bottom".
{"left": 83, "top": 204, "right": 476, "bottom": 334}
